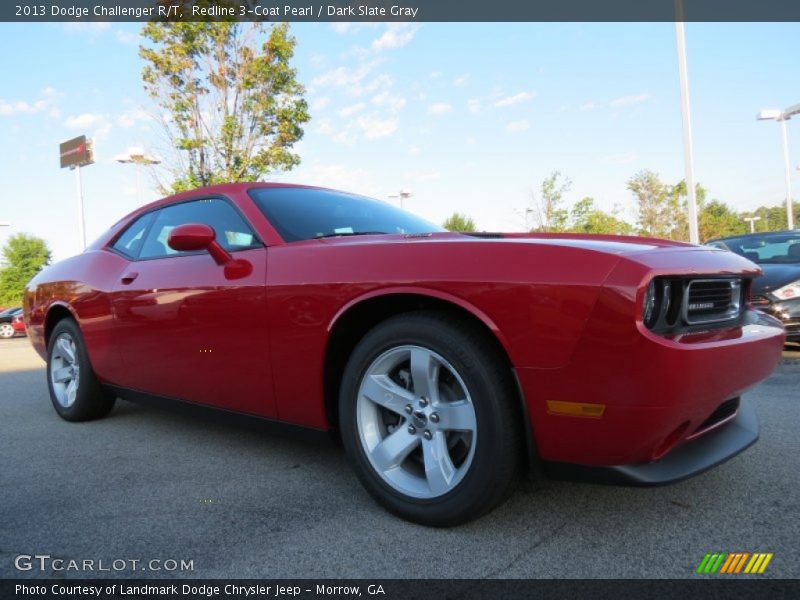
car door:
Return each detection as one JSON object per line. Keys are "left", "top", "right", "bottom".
{"left": 110, "top": 197, "right": 275, "bottom": 417}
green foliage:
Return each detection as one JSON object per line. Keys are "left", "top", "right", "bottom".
{"left": 442, "top": 212, "right": 477, "bottom": 232}
{"left": 569, "top": 197, "right": 632, "bottom": 235}
{"left": 747, "top": 201, "right": 800, "bottom": 233}
{"left": 140, "top": 21, "right": 310, "bottom": 193}
{"left": 627, "top": 170, "right": 679, "bottom": 239}
{"left": 0, "top": 234, "right": 52, "bottom": 307}
{"left": 531, "top": 171, "right": 571, "bottom": 232}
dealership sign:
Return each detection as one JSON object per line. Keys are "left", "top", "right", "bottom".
{"left": 59, "top": 135, "right": 94, "bottom": 169}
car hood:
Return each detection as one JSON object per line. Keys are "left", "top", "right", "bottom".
{"left": 752, "top": 263, "right": 800, "bottom": 294}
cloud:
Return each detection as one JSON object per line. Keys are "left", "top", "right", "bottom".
{"left": 467, "top": 98, "right": 483, "bottom": 114}
{"left": 311, "top": 62, "right": 391, "bottom": 98}
{"left": 404, "top": 170, "right": 441, "bottom": 183}
{"left": 117, "top": 107, "right": 150, "bottom": 128}
{"left": 0, "top": 88, "right": 61, "bottom": 118}
{"left": 505, "top": 119, "right": 530, "bottom": 133}
{"left": 372, "top": 91, "right": 406, "bottom": 111}
{"left": 65, "top": 113, "right": 105, "bottom": 129}
{"left": 357, "top": 113, "right": 399, "bottom": 139}
{"left": 372, "top": 24, "right": 419, "bottom": 51}
{"left": 312, "top": 96, "right": 331, "bottom": 111}
{"left": 63, "top": 22, "right": 111, "bottom": 35}
{"left": 600, "top": 153, "right": 638, "bottom": 165}
{"left": 453, "top": 74, "right": 470, "bottom": 87}
{"left": 115, "top": 29, "right": 138, "bottom": 45}
{"left": 494, "top": 91, "right": 535, "bottom": 108}
{"left": 427, "top": 103, "right": 452, "bottom": 115}
{"left": 609, "top": 93, "right": 651, "bottom": 107}
{"left": 579, "top": 102, "right": 598, "bottom": 111}
{"left": 338, "top": 102, "right": 367, "bottom": 118}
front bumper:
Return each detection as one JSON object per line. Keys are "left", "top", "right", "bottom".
{"left": 541, "top": 398, "right": 759, "bottom": 485}
{"left": 756, "top": 297, "right": 800, "bottom": 341}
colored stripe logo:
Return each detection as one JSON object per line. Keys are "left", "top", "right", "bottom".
{"left": 697, "top": 552, "right": 773, "bottom": 574}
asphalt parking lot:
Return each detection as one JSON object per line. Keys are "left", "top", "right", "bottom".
{"left": 1, "top": 336, "right": 798, "bottom": 579}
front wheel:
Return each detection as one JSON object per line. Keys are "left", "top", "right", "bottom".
{"left": 46, "top": 318, "right": 116, "bottom": 422}
{"left": 339, "top": 311, "right": 524, "bottom": 526}
{"left": 0, "top": 322, "right": 14, "bottom": 338}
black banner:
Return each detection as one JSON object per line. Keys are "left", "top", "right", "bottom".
{"left": 4, "top": 0, "right": 800, "bottom": 23}
{"left": 3, "top": 579, "right": 800, "bottom": 600}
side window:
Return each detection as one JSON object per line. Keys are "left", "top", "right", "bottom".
{"left": 111, "top": 212, "right": 155, "bottom": 259}
{"left": 138, "top": 198, "right": 258, "bottom": 260}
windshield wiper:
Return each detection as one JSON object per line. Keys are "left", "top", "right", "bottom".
{"left": 315, "top": 231, "right": 388, "bottom": 239}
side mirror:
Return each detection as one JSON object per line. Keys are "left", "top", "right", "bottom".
{"left": 166, "top": 223, "right": 252, "bottom": 279}
{"left": 167, "top": 223, "right": 215, "bottom": 252}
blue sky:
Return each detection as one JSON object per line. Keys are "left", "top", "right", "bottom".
{"left": 1, "top": 21, "right": 799, "bottom": 260}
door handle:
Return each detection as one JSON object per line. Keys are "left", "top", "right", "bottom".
{"left": 120, "top": 272, "right": 139, "bottom": 284}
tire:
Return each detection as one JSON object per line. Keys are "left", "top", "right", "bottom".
{"left": 46, "top": 318, "right": 116, "bottom": 422}
{"left": 339, "top": 310, "right": 524, "bottom": 526}
{"left": 0, "top": 322, "right": 14, "bottom": 338}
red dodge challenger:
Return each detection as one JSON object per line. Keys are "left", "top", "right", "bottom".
{"left": 24, "top": 183, "right": 785, "bottom": 526}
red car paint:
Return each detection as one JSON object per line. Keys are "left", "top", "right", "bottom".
{"left": 12, "top": 312, "right": 26, "bottom": 334}
{"left": 23, "top": 183, "right": 785, "bottom": 468}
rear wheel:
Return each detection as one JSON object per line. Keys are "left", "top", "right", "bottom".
{"left": 47, "top": 318, "right": 115, "bottom": 421}
{"left": 339, "top": 311, "right": 523, "bottom": 526}
{"left": 0, "top": 323, "right": 14, "bottom": 338}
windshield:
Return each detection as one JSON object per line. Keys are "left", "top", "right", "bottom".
{"left": 718, "top": 232, "right": 800, "bottom": 264}
{"left": 249, "top": 187, "right": 443, "bottom": 243}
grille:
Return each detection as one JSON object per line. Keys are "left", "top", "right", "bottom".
{"left": 683, "top": 278, "right": 742, "bottom": 325}
{"left": 691, "top": 397, "right": 740, "bottom": 437}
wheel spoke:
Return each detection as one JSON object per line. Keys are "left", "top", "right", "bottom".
{"left": 422, "top": 431, "right": 456, "bottom": 495}
{"left": 57, "top": 337, "right": 75, "bottom": 363}
{"left": 433, "top": 400, "right": 476, "bottom": 433}
{"left": 370, "top": 427, "right": 419, "bottom": 472}
{"left": 65, "top": 380, "right": 77, "bottom": 406}
{"left": 361, "top": 374, "right": 414, "bottom": 415}
{"left": 52, "top": 367, "right": 72, "bottom": 384}
{"left": 410, "top": 347, "right": 439, "bottom": 402}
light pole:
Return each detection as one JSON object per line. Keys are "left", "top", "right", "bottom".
{"left": 743, "top": 216, "right": 761, "bottom": 233}
{"left": 674, "top": 14, "right": 700, "bottom": 244}
{"left": 757, "top": 104, "right": 800, "bottom": 230}
{"left": 115, "top": 146, "right": 161, "bottom": 204}
{"left": 388, "top": 189, "right": 413, "bottom": 210}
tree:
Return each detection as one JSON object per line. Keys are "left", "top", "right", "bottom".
{"left": 627, "top": 170, "right": 675, "bottom": 239}
{"left": 442, "top": 212, "right": 477, "bottom": 232}
{"left": 140, "top": 21, "right": 310, "bottom": 193}
{"left": 569, "top": 197, "right": 633, "bottom": 235}
{"left": 0, "top": 234, "right": 52, "bottom": 306}
{"left": 700, "top": 200, "right": 746, "bottom": 241}
{"left": 530, "top": 171, "right": 571, "bottom": 232}
{"left": 747, "top": 201, "right": 800, "bottom": 232}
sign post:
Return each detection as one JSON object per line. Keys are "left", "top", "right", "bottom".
{"left": 59, "top": 135, "right": 94, "bottom": 251}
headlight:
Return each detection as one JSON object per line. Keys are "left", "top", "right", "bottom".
{"left": 772, "top": 280, "right": 800, "bottom": 300}
{"left": 643, "top": 279, "right": 658, "bottom": 327}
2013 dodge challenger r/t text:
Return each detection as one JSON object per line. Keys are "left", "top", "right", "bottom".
{"left": 23, "top": 183, "right": 785, "bottom": 526}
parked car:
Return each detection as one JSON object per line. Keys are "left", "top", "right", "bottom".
{"left": 706, "top": 230, "right": 800, "bottom": 342}
{"left": 11, "top": 311, "right": 26, "bottom": 336}
{"left": 0, "top": 307, "right": 23, "bottom": 339}
{"left": 24, "top": 183, "right": 785, "bottom": 526}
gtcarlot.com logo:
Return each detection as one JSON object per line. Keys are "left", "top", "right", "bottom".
{"left": 697, "top": 552, "right": 773, "bottom": 574}
{"left": 14, "top": 554, "right": 194, "bottom": 573}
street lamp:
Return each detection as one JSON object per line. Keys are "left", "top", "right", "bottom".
{"left": 757, "top": 104, "right": 800, "bottom": 230}
{"left": 388, "top": 189, "right": 413, "bottom": 210}
{"left": 114, "top": 146, "right": 161, "bottom": 204}
{"left": 743, "top": 215, "right": 761, "bottom": 233}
